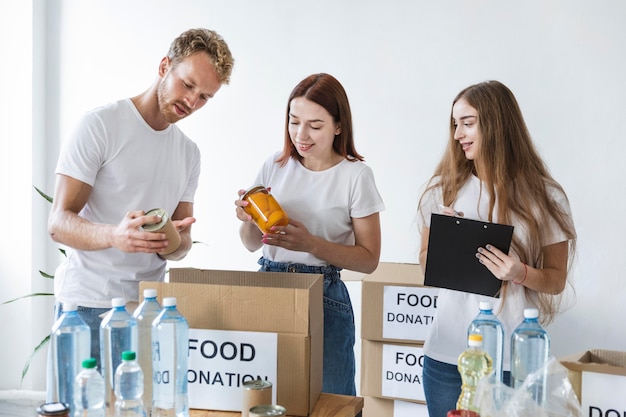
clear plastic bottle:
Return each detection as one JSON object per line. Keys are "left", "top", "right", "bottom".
{"left": 151, "top": 297, "right": 189, "bottom": 417}
{"left": 457, "top": 334, "right": 492, "bottom": 412}
{"left": 133, "top": 288, "right": 161, "bottom": 415}
{"left": 114, "top": 351, "right": 146, "bottom": 417}
{"left": 510, "top": 307, "right": 550, "bottom": 403}
{"left": 50, "top": 302, "right": 91, "bottom": 416}
{"left": 73, "top": 358, "right": 105, "bottom": 417}
{"left": 467, "top": 301, "right": 504, "bottom": 383}
{"left": 100, "top": 298, "right": 138, "bottom": 414}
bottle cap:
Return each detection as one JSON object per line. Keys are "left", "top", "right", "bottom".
{"left": 468, "top": 333, "right": 483, "bottom": 346}
{"left": 111, "top": 297, "right": 126, "bottom": 307}
{"left": 163, "top": 297, "right": 177, "bottom": 307}
{"left": 523, "top": 308, "right": 539, "bottom": 319}
{"left": 121, "top": 351, "right": 136, "bottom": 361}
{"left": 143, "top": 288, "right": 157, "bottom": 298}
{"left": 82, "top": 358, "right": 97, "bottom": 369}
{"left": 478, "top": 301, "right": 493, "bottom": 311}
{"left": 62, "top": 303, "right": 77, "bottom": 312}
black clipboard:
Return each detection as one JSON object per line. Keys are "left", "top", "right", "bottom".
{"left": 424, "top": 213, "right": 514, "bottom": 297}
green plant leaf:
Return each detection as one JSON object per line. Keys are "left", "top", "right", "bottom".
{"left": 2, "top": 293, "right": 54, "bottom": 305}
{"left": 39, "top": 270, "right": 55, "bottom": 279}
{"left": 21, "top": 334, "right": 50, "bottom": 385}
{"left": 33, "top": 186, "right": 53, "bottom": 203}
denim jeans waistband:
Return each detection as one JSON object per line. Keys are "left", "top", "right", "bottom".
{"left": 257, "top": 257, "right": 342, "bottom": 281}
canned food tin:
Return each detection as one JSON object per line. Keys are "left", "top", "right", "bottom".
{"left": 241, "top": 185, "right": 289, "bottom": 234}
{"left": 242, "top": 379, "right": 273, "bottom": 417}
{"left": 36, "top": 402, "right": 70, "bottom": 417}
{"left": 142, "top": 208, "right": 181, "bottom": 255}
{"left": 249, "top": 404, "right": 287, "bottom": 417}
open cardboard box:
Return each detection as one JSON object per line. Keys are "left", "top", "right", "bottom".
{"left": 560, "top": 349, "right": 626, "bottom": 414}
{"left": 140, "top": 268, "right": 323, "bottom": 416}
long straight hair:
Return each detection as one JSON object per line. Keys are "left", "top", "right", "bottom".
{"left": 421, "top": 80, "right": 576, "bottom": 323}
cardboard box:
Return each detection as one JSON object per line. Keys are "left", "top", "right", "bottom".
{"left": 363, "top": 396, "right": 429, "bottom": 417}
{"left": 140, "top": 268, "right": 323, "bottom": 416}
{"left": 357, "top": 263, "right": 439, "bottom": 344}
{"left": 360, "top": 339, "right": 425, "bottom": 404}
{"left": 561, "top": 349, "right": 626, "bottom": 416}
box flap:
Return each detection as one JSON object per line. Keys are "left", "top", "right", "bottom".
{"left": 342, "top": 263, "right": 424, "bottom": 285}
{"left": 143, "top": 269, "right": 322, "bottom": 335}
{"left": 362, "top": 263, "right": 424, "bottom": 285}
{"left": 561, "top": 349, "right": 626, "bottom": 376}
{"left": 169, "top": 267, "right": 319, "bottom": 289}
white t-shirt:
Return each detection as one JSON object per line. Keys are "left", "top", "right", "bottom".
{"left": 417, "top": 175, "right": 573, "bottom": 368}
{"left": 54, "top": 98, "right": 201, "bottom": 307}
{"left": 254, "top": 153, "right": 385, "bottom": 267}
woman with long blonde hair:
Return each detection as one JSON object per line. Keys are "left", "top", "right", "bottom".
{"left": 417, "top": 80, "right": 576, "bottom": 416}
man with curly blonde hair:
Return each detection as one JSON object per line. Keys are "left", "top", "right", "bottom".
{"left": 47, "top": 28, "right": 234, "bottom": 369}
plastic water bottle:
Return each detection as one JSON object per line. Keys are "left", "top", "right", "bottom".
{"left": 100, "top": 298, "right": 138, "bottom": 414}
{"left": 73, "top": 358, "right": 105, "bottom": 417}
{"left": 114, "top": 351, "right": 146, "bottom": 417}
{"left": 467, "top": 301, "right": 504, "bottom": 382}
{"left": 133, "top": 288, "right": 161, "bottom": 415}
{"left": 456, "top": 334, "right": 492, "bottom": 412}
{"left": 510, "top": 307, "right": 550, "bottom": 403}
{"left": 152, "top": 297, "right": 189, "bottom": 417}
{"left": 50, "top": 302, "right": 91, "bottom": 416}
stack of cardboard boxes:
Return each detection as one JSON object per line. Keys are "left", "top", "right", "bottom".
{"left": 345, "top": 264, "right": 626, "bottom": 417}
{"left": 344, "top": 263, "right": 439, "bottom": 417}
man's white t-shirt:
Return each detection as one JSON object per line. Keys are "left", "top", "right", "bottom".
{"left": 54, "top": 98, "right": 201, "bottom": 307}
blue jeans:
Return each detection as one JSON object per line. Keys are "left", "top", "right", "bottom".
{"left": 46, "top": 302, "right": 110, "bottom": 402}
{"left": 423, "top": 356, "right": 462, "bottom": 417}
{"left": 423, "top": 355, "right": 512, "bottom": 417}
{"left": 258, "top": 257, "right": 356, "bottom": 396}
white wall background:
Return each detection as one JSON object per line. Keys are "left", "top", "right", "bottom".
{"left": 2, "top": 0, "right": 625, "bottom": 391}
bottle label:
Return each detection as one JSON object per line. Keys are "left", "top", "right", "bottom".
{"left": 152, "top": 323, "right": 176, "bottom": 407}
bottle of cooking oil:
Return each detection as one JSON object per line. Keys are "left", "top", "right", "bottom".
{"left": 456, "top": 333, "right": 492, "bottom": 412}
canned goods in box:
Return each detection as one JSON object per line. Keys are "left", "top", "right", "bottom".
{"left": 249, "top": 404, "right": 287, "bottom": 416}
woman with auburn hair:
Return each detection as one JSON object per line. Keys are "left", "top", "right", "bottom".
{"left": 235, "top": 73, "right": 385, "bottom": 395}
{"left": 417, "top": 80, "right": 576, "bottom": 416}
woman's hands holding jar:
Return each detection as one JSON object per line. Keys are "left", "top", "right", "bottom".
{"left": 262, "top": 219, "right": 317, "bottom": 253}
{"left": 235, "top": 189, "right": 253, "bottom": 223}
